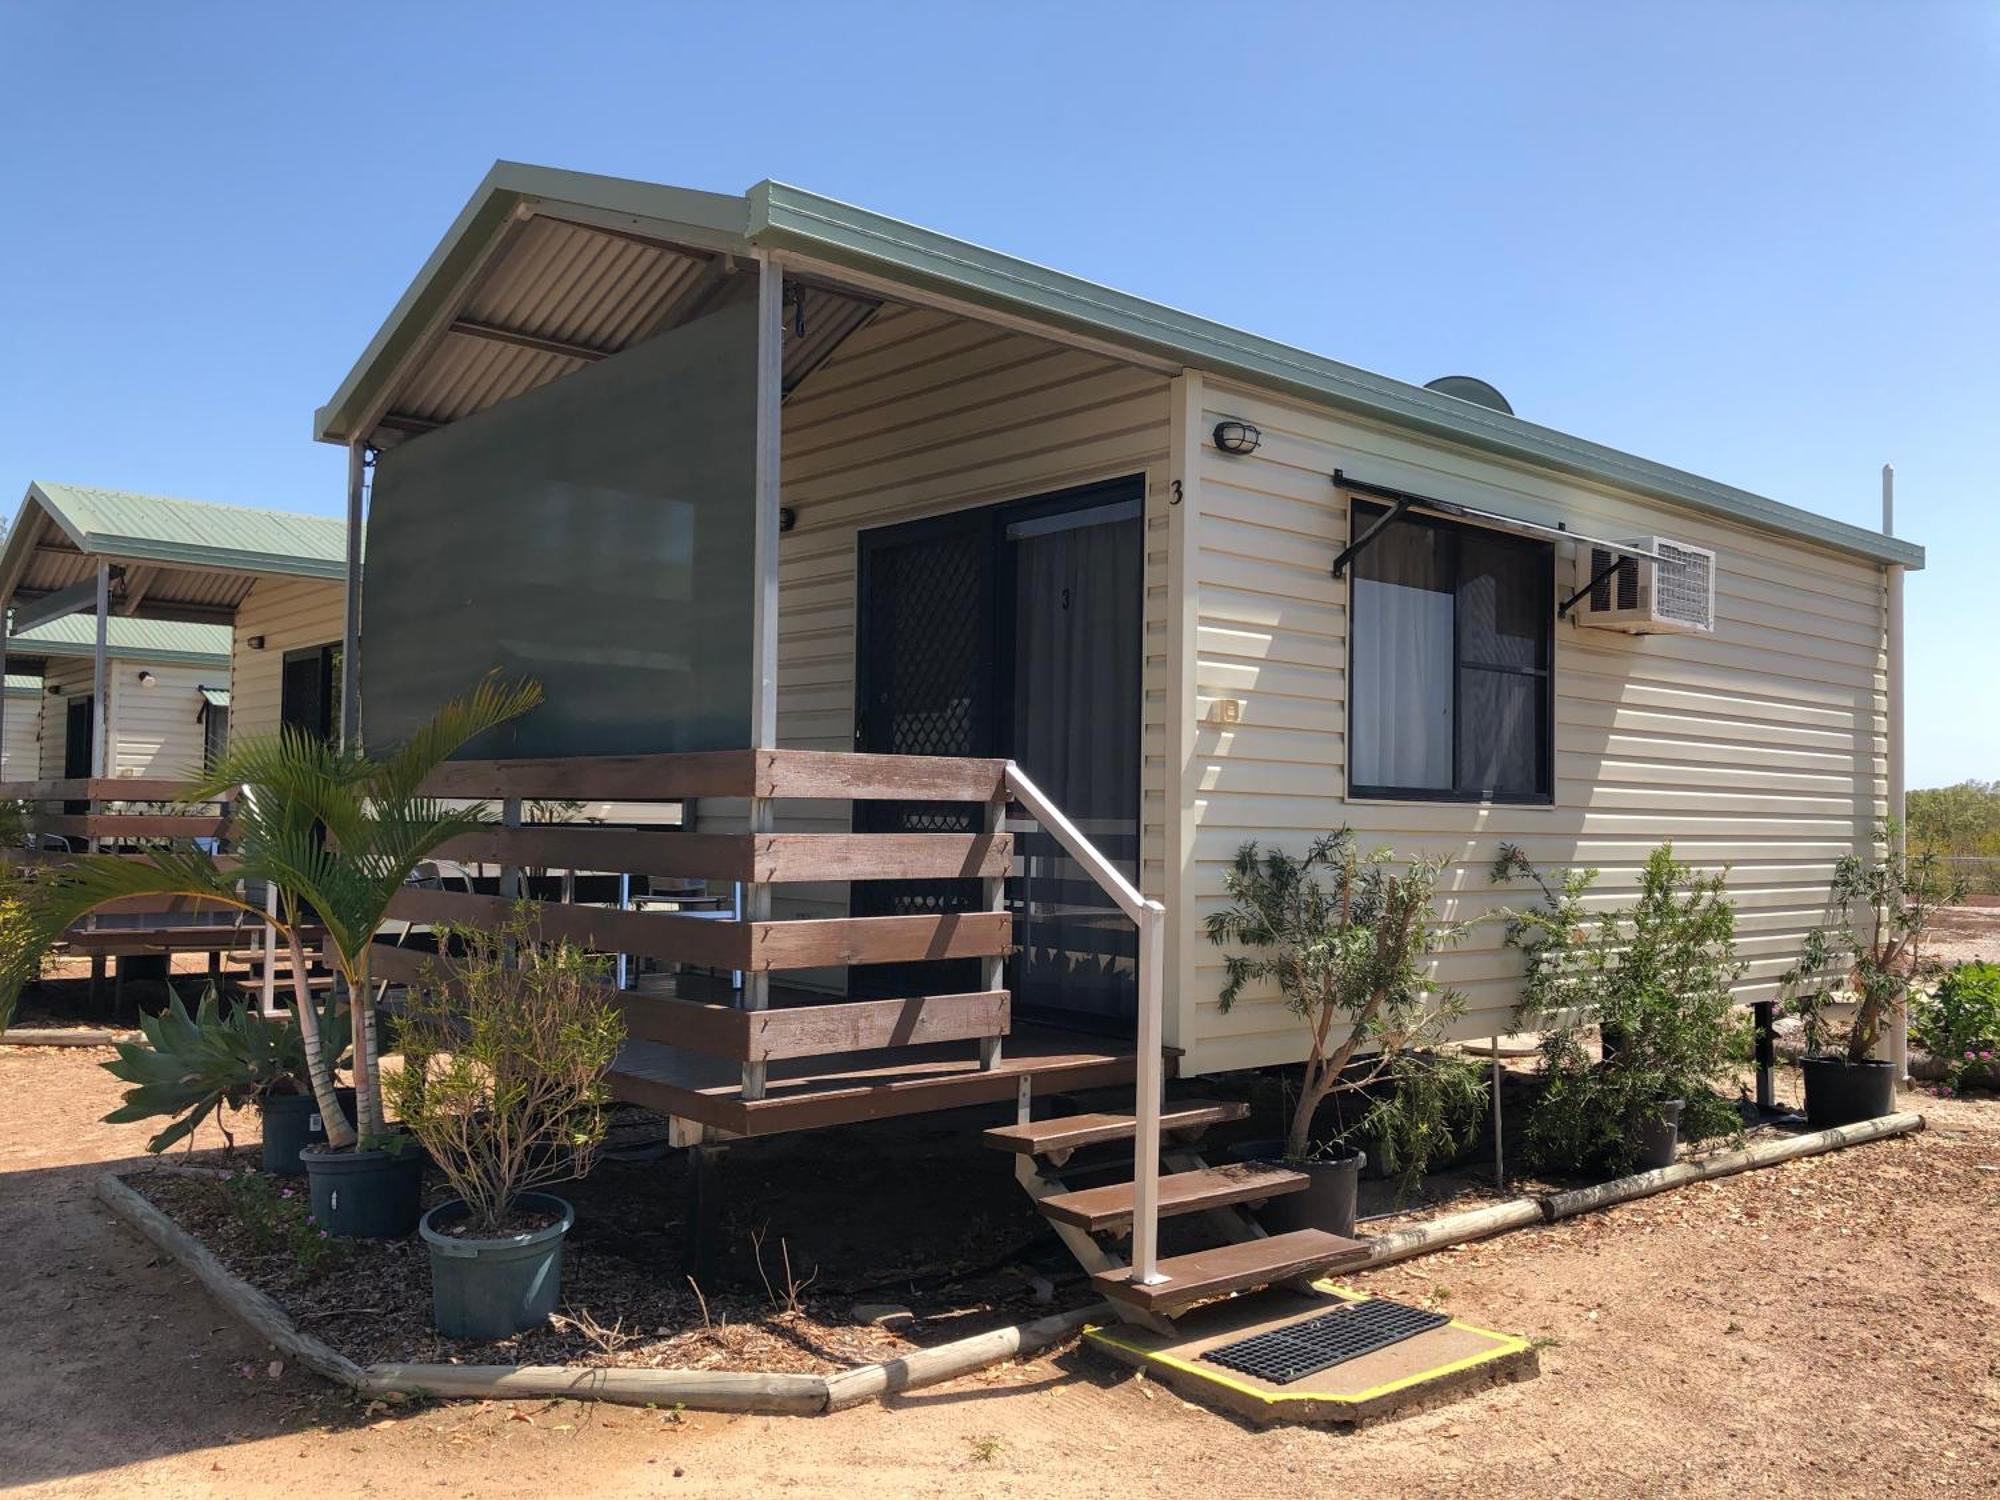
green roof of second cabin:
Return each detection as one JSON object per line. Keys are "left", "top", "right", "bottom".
{"left": 8, "top": 614, "right": 232, "bottom": 667}
{"left": 0, "top": 483, "right": 349, "bottom": 624}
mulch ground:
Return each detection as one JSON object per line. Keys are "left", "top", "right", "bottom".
{"left": 125, "top": 1103, "right": 1093, "bottom": 1375}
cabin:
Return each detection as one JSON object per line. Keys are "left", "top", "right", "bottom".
{"left": 0, "top": 483, "right": 348, "bottom": 984}
{"left": 4, "top": 613, "right": 230, "bottom": 783}
{"left": 314, "top": 163, "right": 1920, "bottom": 1312}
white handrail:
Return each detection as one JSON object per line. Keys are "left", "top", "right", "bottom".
{"left": 1004, "top": 764, "right": 1169, "bottom": 1287}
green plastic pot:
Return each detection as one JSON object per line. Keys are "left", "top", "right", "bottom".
{"left": 1634, "top": 1099, "right": 1684, "bottom": 1170}
{"left": 302, "top": 1139, "right": 426, "bottom": 1238}
{"left": 420, "top": 1193, "right": 575, "bottom": 1341}
{"left": 258, "top": 1086, "right": 357, "bottom": 1175}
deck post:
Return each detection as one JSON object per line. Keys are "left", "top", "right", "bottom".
{"left": 1130, "top": 900, "right": 1167, "bottom": 1286}
{"left": 979, "top": 792, "right": 1008, "bottom": 1070}
{"left": 499, "top": 798, "right": 523, "bottom": 901}
{"left": 90, "top": 559, "right": 109, "bottom": 778}
{"left": 340, "top": 439, "right": 365, "bottom": 751}
{"left": 0, "top": 620, "right": 9, "bottom": 776}
{"left": 740, "top": 252, "right": 784, "bottom": 1103}
{"left": 1882, "top": 463, "right": 1908, "bottom": 1086}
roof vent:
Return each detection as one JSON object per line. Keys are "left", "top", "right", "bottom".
{"left": 1424, "top": 375, "right": 1513, "bottom": 416}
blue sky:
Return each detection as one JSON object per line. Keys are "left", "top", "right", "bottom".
{"left": 1, "top": 2, "right": 1993, "bottom": 784}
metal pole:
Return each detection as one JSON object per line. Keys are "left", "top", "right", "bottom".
{"left": 1130, "top": 901, "right": 1167, "bottom": 1285}
{"left": 91, "top": 559, "right": 109, "bottom": 778}
{"left": 0, "top": 619, "right": 9, "bottom": 780}
{"left": 1490, "top": 1039, "right": 1505, "bottom": 1187}
{"left": 740, "top": 253, "right": 784, "bottom": 1103}
{"left": 1883, "top": 463, "right": 1909, "bottom": 1085}
{"left": 340, "top": 439, "right": 365, "bottom": 750}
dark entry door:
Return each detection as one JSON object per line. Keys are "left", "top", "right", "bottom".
{"left": 63, "top": 696, "right": 94, "bottom": 815}
{"left": 281, "top": 644, "right": 340, "bottom": 741}
{"left": 854, "top": 476, "right": 1144, "bottom": 1032}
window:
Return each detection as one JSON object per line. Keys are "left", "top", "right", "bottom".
{"left": 202, "top": 703, "right": 229, "bottom": 773}
{"left": 1347, "top": 501, "right": 1554, "bottom": 802}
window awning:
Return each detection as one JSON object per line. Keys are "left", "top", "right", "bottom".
{"left": 1329, "top": 470, "right": 1666, "bottom": 579}
{"left": 197, "top": 684, "right": 230, "bottom": 707}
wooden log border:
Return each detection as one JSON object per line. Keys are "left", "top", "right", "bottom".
{"left": 3, "top": 1027, "right": 140, "bottom": 1047}
{"left": 91, "top": 1111, "right": 1926, "bottom": 1415}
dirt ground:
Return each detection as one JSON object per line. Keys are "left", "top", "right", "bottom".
{"left": 4, "top": 1048, "right": 1998, "bottom": 1498}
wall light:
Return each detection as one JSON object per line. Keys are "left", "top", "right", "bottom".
{"left": 1212, "top": 419, "right": 1262, "bottom": 456}
{"left": 246, "top": 635, "right": 266, "bottom": 650}
{"left": 136, "top": 670, "right": 156, "bottom": 686}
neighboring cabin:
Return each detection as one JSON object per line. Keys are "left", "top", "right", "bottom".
{"left": 4, "top": 614, "right": 230, "bottom": 780}
{"left": 0, "top": 483, "right": 350, "bottom": 778}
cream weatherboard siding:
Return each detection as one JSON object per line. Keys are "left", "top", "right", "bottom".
{"left": 229, "top": 577, "right": 347, "bottom": 740}
{"left": 107, "top": 662, "right": 214, "bottom": 780}
{"left": 1173, "top": 375, "right": 1888, "bottom": 1073}
{"left": 769, "top": 304, "right": 1174, "bottom": 967}
{"left": 3, "top": 688, "right": 38, "bottom": 779}
{"left": 36, "top": 658, "right": 218, "bottom": 780}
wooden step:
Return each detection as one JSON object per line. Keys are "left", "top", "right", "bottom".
{"left": 1038, "top": 1164, "right": 1305, "bottom": 1233}
{"left": 1092, "top": 1228, "right": 1372, "bottom": 1319}
{"left": 981, "top": 1099, "right": 1248, "bottom": 1156}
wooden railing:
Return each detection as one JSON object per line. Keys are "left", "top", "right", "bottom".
{"left": 1, "top": 778, "right": 235, "bottom": 847}
{"left": 392, "top": 749, "right": 1019, "bottom": 1100}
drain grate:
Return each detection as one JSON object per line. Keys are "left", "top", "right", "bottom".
{"left": 1201, "top": 1298, "right": 1452, "bottom": 1385}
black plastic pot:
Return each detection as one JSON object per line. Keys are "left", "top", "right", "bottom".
{"left": 1800, "top": 1056, "right": 1897, "bottom": 1128}
{"left": 259, "top": 1092, "right": 317, "bottom": 1175}
{"left": 257, "top": 1087, "right": 357, "bottom": 1175}
{"left": 420, "top": 1193, "right": 575, "bottom": 1341}
{"left": 1228, "top": 1138, "right": 1366, "bottom": 1238}
{"left": 1635, "top": 1098, "right": 1684, "bottom": 1170}
{"left": 302, "top": 1139, "right": 426, "bottom": 1238}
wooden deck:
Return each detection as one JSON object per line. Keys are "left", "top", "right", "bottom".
{"left": 608, "top": 1022, "right": 1146, "bottom": 1137}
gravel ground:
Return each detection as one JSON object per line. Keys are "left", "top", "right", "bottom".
{"left": 3, "top": 1043, "right": 1997, "bottom": 1498}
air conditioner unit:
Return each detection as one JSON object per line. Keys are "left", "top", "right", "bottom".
{"left": 1577, "top": 536, "right": 1716, "bottom": 635}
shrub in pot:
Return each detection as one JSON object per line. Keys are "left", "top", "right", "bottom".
{"left": 385, "top": 921, "right": 624, "bottom": 1341}
{"left": 1781, "top": 825, "right": 1964, "bottom": 1126}
{"left": 1205, "top": 830, "right": 1471, "bottom": 1234}
{"left": 1, "top": 674, "right": 544, "bottom": 1236}
{"left": 1496, "top": 842, "right": 1749, "bottom": 1175}
{"left": 98, "top": 985, "right": 351, "bottom": 1170}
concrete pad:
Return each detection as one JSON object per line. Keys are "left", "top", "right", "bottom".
{"left": 1083, "top": 1282, "right": 1536, "bottom": 1426}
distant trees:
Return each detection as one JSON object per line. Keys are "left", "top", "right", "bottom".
{"left": 1908, "top": 780, "right": 2000, "bottom": 858}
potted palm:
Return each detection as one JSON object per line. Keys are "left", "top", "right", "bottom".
{"left": 99, "top": 985, "right": 351, "bottom": 1172}
{"left": 1, "top": 675, "right": 543, "bottom": 1235}
{"left": 1205, "top": 831, "right": 1467, "bottom": 1235}
{"left": 1781, "top": 825, "right": 1964, "bottom": 1127}
{"left": 387, "top": 921, "right": 624, "bottom": 1340}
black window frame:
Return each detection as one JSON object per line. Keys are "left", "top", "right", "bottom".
{"left": 1345, "top": 500, "right": 1556, "bottom": 805}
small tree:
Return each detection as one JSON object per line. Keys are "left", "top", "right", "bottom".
{"left": 386, "top": 922, "right": 625, "bottom": 1235}
{"left": 1496, "top": 842, "right": 1748, "bottom": 1172}
{"left": 1781, "top": 823, "right": 1965, "bottom": 1064}
{"left": 1205, "top": 831, "right": 1467, "bottom": 1164}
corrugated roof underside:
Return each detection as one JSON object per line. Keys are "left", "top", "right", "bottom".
{"left": 381, "top": 215, "right": 878, "bottom": 430}
{"left": 21, "top": 518, "right": 256, "bottom": 609}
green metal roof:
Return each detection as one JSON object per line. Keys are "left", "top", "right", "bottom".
{"left": 5, "top": 482, "right": 348, "bottom": 584}
{"left": 315, "top": 162, "right": 1922, "bottom": 571}
{"left": 4, "top": 673, "right": 37, "bottom": 696}
{"left": 8, "top": 613, "right": 232, "bottom": 666}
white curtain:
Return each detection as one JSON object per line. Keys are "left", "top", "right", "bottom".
{"left": 1351, "top": 526, "right": 1454, "bottom": 791}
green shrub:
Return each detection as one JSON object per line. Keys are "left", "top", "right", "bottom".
{"left": 387, "top": 921, "right": 625, "bottom": 1235}
{"left": 1351, "top": 1049, "right": 1491, "bottom": 1200}
{"left": 217, "top": 1167, "right": 350, "bottom": 1276}
{"left": 1496, "top": 843, "right": 1749, "bottom": 1174}
{"left": 1912, "top": 961, "right": 2000, "bottom": 1094}
{"left": 1205, "top": 831, "right": 1470, "bottom": 1164}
